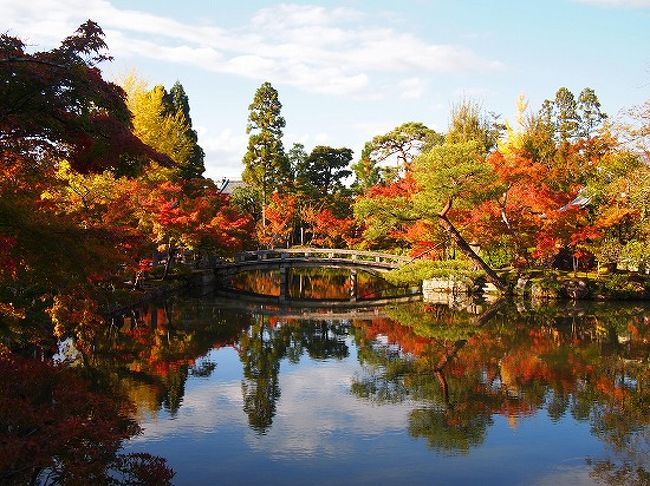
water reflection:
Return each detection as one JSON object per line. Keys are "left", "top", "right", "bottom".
{"left": 226, "top": 267, "right": 409, "bottom": 300}
{"left": 94, "top": 302, "right": 250, "bottom": 419}
{"left": 352, "top": 301, "right": 650, "bottom": 482}
{"left": 240, "top": 314, "right": 351, "bottom": 433}
{"left": 0, "top": 354, "right": 175, "bottom": 484}
{"left": 92, "top": 298, "right": 650, "bottom": 483}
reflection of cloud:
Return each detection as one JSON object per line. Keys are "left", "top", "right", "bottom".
{"left": 3, "top": 0, "right": 503, "bottom": 97}
{"left": 530, "top": 465, "right": 597, "bottom": 486}
{"left": 130, "top": 348, "right": 411, "bottom": 458}
{"left": 131, "top": 379, "right": 246, "bottom": 441}
{"left": 245, "top": 364, "right": 409, "bottom": 458}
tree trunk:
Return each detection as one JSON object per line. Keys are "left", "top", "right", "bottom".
{"left": 261, "top": 183, "right": 267, "bottom": 228}
{"left": 262, "top": 191, "right": 266, "bottom": 228}
{"left": 437, "top": 199, "right": 508, "bottom": 293}
{"left": 499, "top": 191, "right": 511, "bottom": 230}
{"left": 434, "top": 370, "right": 449, "bottom": 405}
{"left": 162, "top": 238, "right": 174, "bottom": 280}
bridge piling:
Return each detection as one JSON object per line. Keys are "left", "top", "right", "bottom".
{"left": 279, "top": 266, "right": 288, "bottom": 302}
{"left": 350, "top": 269, "right": 358, "bottom": 302}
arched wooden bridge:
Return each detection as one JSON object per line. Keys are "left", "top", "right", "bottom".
{"left": 214, "top": 248, "right": 417, "bottom": 304}
{"left": 225, "top": 248, "right": 410, "bottom": 270}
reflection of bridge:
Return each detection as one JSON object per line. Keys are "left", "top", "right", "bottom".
{"left": 210, "top": 295, "right": 418, "bottom": 320}
{"left": 214, "top": 248, "right": 416, "bottom": 304}
{"left": 214, "top": 287, "right": 422, "bottom": 309}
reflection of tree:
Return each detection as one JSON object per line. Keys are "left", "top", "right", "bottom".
{"left": 0, "top": 355, "right": 174, "bottom": 484}
{"left": 350, "top": 301, "right": 650, "bottom": 465}
{"left": 94, "top": 298, "right": 355, "bottom": 435}
{"left": 584, "top": 357, "right": 650, "bottom": 484}
{"left": 304, "top": 321, "right": 349, "bottom": 360}
{"left": 589, "top": 458, "right": 650, "bottom": 486}
{"left": 228, "top": 270, "right": 280, "bottom": 297}
{"left": 227, "top": 267, "right": 401, "bottom": 300}
{"left": 90, "top": 299, "right": 249, "bottom": 418}
{"left": 237, "top": 315, "right": 351, "bottom": 432}
{"left": 161, "top": 365, "right": 186, "bottom": 415}
{"left": 239, "top": 315, "right": 284, "bottom": 433}
{"left": 409, "top": 407, "right": 491, "bottom": 453}
{"left": 289, "top": 268, "right": 351, "bottom": 300}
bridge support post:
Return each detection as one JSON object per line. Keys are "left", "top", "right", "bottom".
{"left": 280, "top": 266, "right": 288, "bottom": 302}
{"left": 350, "top": 269, "right": 358, "bottom": 302}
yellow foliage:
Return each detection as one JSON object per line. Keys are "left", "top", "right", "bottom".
{"left": 40, "top": 159, "right": 123, "bottom": 224}
{"left": 498, "top": 94, "right": 529, "bottom": 156}
{"left": 120, "top": 72, "right": 194, "bottom": 171}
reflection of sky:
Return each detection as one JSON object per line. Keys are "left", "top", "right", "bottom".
{"left": 129, "top": 346, "right": 409, "bottom": 449}
{"left": 121, "top": 330, "right": 617, "bottom": 485}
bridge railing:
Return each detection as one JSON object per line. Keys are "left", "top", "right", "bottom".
{"left": 233, "top": 248, "right": 410, "bottom": 266}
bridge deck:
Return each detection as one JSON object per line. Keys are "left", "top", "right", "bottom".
{"left": 216, "top": 248, "right": 410, "bottom": 273}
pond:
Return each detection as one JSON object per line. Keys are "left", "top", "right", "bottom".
{"left": 92, "top": 284, "right": 650, "bottom": 485}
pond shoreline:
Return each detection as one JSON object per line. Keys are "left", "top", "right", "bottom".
{"left": 424, "top": 271, "right": 650, "bottom": 302}
{"left": 105, "top": 269, "right": 650, "bottom": 322}
{"left": 509, "top": 272, "right": 650, "bottom": 301}
{"left": 102, "top": 269, "right": 214, "bottom": 318}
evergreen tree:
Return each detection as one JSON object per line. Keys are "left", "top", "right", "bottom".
{"left": 554, "top": 87, "right": 580, "bottom": 143}
{"left": 412, "top": 141, "right": 507, "bottom": 290}
{"left": 351, "top": 142, "right": 382, "bottom": 194}
{"left": 166, "top": 81, "right": 205, "bottom": 179}
{"left": 242, "top": 82, "right": 290, "bottom": 226}
{"left": 577, "top": 87, "right": 607, "bottom": 139}
{"left": 287, "top": 142, "right": 308, "bottom": 187}
{"left": 167, "top": 81, "right": 191, "bottom": 119}
{"left": 537, "top": 87, "right": 606, "bottom": 147}
{"left": 296, "top": 145, "right": 352, "bottom": 200}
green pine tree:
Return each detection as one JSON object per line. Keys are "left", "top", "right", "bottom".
{"left": 242, "top": 82, "right": 290, "bottom": 226}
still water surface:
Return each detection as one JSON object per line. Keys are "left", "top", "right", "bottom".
{"left": 102, "top": 272, "right": 649, "bottom": 485}
{"left": 227, "top": 267, "right": 413, "bottom": 300}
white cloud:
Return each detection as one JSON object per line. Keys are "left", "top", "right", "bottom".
{"left": 197, "top": 128, "right": 248, "bottom": 179}
{"left": 399, "top": 77, "right": 427, "bottom": 100}
{"left": 313, "top": 132, "right": 332, "bottom": 145}
{"left": 576, "top": 0, "right": 650, "bottom": 7}
{"left": 452, "top": 87, "right": 495, "bottom": 100}
{"left": 284, "top": 132, "right": 333, "bottom": 150}
{"left": 2, "top": 0, "right": 503, "bottom": 97}
{"left": 251, "top": 4, "right": 362, "bottom": 29}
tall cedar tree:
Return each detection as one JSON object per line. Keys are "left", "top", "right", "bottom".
{"left": 242, "top": 82, "right": 290, "bottom": 226}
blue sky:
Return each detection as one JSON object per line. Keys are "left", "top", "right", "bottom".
{"left": 4, "top": 0, "right": 649, "bottom": 178}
